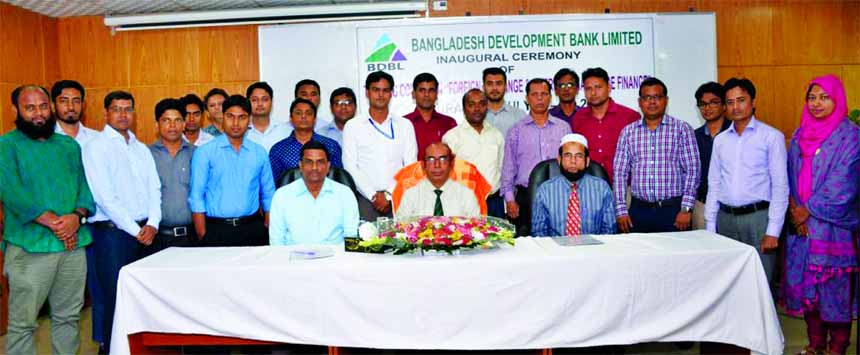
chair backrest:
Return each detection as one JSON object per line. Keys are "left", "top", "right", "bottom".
{"left": 522, "top": 159, "right": 610, "bottom": 236}
{"left": 276, "top": 167, "right": 360, "bottom": 199}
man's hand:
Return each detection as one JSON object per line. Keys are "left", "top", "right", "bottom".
{"left": 791, "top": 205, "right": 810, "bottom": 226}
{"left": 62, "top": 233, "right": 78, "bottom": 250}
{"left": 192, "top": 213, "right": 207, "bottom": 240}
{"left": 505, "top": 201, "right": 519, "bottom": 219}
{"left": 51, "top": 214, "right": 81, "bottom": 239}
{"left": 372, "top": 192, "right": 391, "bottom": 213}
{"left": 616, "top": 215, "right": 633, "bottom": 233}
{"left": 760, "top": 235, "right": 779, "bottom": 253}
{"left": 136, "top": 225, "right": 157, "bottom": 246}
{"left": 674, "top": 211, "right": 692, "bottom": 231}
{"left": 797, "top": 223, "right": 809, "bottom": 237}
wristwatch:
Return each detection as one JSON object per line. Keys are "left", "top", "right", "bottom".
{"left": 72, "top": 210, "right": 87, "bottom": 224}
{"left": 681, "top": 206, "right": 693, "bottom": 213}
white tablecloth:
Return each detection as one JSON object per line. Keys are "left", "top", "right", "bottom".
{"left": 111, "top": 231, "right": 784, "bottom": 355}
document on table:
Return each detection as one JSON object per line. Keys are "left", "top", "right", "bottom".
{"left": 551, "top": 235, "right": 604, "bottom": 246}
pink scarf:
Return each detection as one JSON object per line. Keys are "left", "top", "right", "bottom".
{"left": 796, "top": 74, "right": 847, "bottom": 203}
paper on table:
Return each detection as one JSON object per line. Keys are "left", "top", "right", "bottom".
{"left": 551, "top": 235, "right": 604, "bottom": 246}
{"left": 289, "top": 246, "right": 335, "bottom": 260}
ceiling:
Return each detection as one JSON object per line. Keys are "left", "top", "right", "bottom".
{"left": 2, "top": 0, "right": 396, "bottom": 18}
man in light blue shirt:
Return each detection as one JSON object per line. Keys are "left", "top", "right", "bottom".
{"left": 269, "top": 140, "right": 359, "bottom": 245}
{"left": 318, "top": 87, "right": 357, "bottom": 145}
{"left": 532, "top": 134, "right": 616, "bottom": 236}
{"left": 190, "top": 95, "right": 276, "bottom": 247}
{"left": 705, "top": 78, "right": 788, "bottom": 283}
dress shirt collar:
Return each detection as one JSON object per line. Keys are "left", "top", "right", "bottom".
{"left": 103, "top": 124, "right": 138, "bottom": 144}
{"left": 490, "top": 101, "right": 511, "bottom": 114}
{"left": 405, "top": 107, "right": 444, "bottom": 122}
{"left": 249, "top": 118, "right": 283, "bottom": 134}
{"left": 295, "top": 177, "right": 335, "bottom": 198}
{"left": 466, "top": 121, "right": 497, "bottom": 135}
{"left": 635, "top": 114, "right": 674, "bottom": 127}
{"left": 525, "top": 114, "right": 560, "bottom": 126}
{"left": 214, "top": 133, "right": 251, "bottom": 151}
{"left": 728, "top": 115, "right": 758, "bottom": 134}
{"left": 323, "top": 120, "right": 343, "bottom": 133}
{"left": 696, "top": 118, "right": 732, "bottom": 138}
{"left": 54, "top": 122, "right": 85, "bottom": 135}
{"left": 152, "top": 138, "right": 192, "bottom": 152}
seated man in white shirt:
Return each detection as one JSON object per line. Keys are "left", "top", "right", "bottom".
{"left": 398, "top": 142, "right": 481, "bottom": 218}
{"left": 269, "top": 140, "right": 359, "bottom": 245}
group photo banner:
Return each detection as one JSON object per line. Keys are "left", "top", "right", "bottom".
{"left": 260, "top": 13, "right": 716, "bottom": 127}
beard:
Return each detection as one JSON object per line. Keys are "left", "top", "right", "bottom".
{"left": 16, "top": 114, "right": 56, "bottom": 140}
{"left": 559, "top": 162, "right": 587, "bottom": 182}
{"left": 56, "top": 113, "right": 81, "bottom": 124}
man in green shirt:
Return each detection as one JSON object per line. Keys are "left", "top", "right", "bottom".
{"left": 0, "top": 85, "right": 94, "bottom": 355}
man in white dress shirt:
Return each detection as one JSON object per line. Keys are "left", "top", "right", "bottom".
{"left": 245, "top": 81, "right": 292, "bottom": 152}
{"left": 442, "top": 88, "right": 505, "bottom": 217}
{"left": 51, "top": 80, "right": 98, "bottom": 148}
{"left": 398, "top": 142, "right": 480, "bottom": 217}
{"left": 82, "top": 90, "right": 162, "bottom": 352}
{"left": 343, "top": 71, "right": 417, "bottom": 220}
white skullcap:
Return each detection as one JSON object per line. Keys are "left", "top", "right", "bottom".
{"left": 559, "top": 133, "right": 588, "bottom": 149}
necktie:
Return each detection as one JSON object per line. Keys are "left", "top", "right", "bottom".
{"left": 433, "top": 189, "right": 444, "bottom": 216}
{"left": 565, "top": 182, "right": 581, "bottom": 236}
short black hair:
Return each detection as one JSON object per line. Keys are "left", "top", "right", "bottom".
{"left": 294, "top": 79, "right": 321, "bottom": 98}
{"left": 482, "top": 67, "right": 507, "bottom": 82}
{"left": 639, "top": 77, "right": 668, "bottom": 97}
{"left": 222, "top": 94, "right": 251, "bottom": 114}
{"left": 301, "top": 140, "right": 330, "bottom": 161}
{"left": 553, "top": 68, "right": 580, "bottom": 87}
{"left": 180, "top": 93, "right": 205, "bottom": 112}
{"left": 525, "top": 78, "right": 551, "bottom": 95}
{"left": 329, "top": 87, "right": 356, "bottom": 105}
{"left": 204, "top": 88, "right": 228, "bottom": 104}
{"left": 155, "top": 98, "right": 186, "bottom": 122}
{"left": 290, "top": 98, "right": 318, "bottom": 117}
{"left": 365, "top": 71, "right": 394, "bottom": 89}
{"left": 461, "top": 88, "right": 485, "bottom": 108}
{"left": 11, "top": 85, "right": 49, "bottom": 107}
{"left": 246, "top": 81, "right": 273, "bottom": 99}
{"left": 412, "top": 72, "right": 438, "bottom": 89}
{"left": 50, "top": 80, "right": 85, "bottom": 103}
{"left": 723, "top": 77, "right": 756, "bottom": 100}
{"left": 694, "top": 82, "right": 725, "bottom": 103}
{"left": 103, "top": 90, "right": 135, "bottom": 109}
{"left": 582, "top": 67, "right": 610, "bottom": 85}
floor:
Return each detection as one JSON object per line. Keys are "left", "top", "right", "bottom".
{"left": 0, "top": 305, "right": 857, "bottom": 354}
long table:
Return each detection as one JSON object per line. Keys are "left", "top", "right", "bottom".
{"left": 111, "top": 231, "right": 784, "bottom": 355}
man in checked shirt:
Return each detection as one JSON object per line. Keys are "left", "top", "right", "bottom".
{"left": 613, "top": 77, "right": 700, "bottom": 233}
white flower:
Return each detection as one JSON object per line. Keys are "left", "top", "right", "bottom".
{"left": 471, "top": 229, "right": 486, "bottom": 241}
{"left": 358, "top": 222, "right": 379, "bottom": 240}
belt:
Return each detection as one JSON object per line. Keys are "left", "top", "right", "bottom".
{"left": 719, "top": 201, "right": 770, "bottom": 216}
{"left": 206, "top": 214, "right": 259, "bottom": 227}
{"left": 158, "top": 225, "right": 192, "bottom": 237}
{"left": 90, "top": 219, "right": 147, "bottom": 229}
{"left": 632, "top": 196, "right": 682, "bottom": 208}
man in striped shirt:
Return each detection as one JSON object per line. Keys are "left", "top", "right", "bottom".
{"left": 532, "top": 134, "right": 615, "bottom": 236}
{"left": 614, "top": 77, "right": 700, "bottom": 233}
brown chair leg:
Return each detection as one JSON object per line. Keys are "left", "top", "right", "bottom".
{"left": 700, "top": 342, "right": 750, "bottom": 355}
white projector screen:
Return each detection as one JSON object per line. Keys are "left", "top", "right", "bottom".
{"left": 259, "top": 13, "right": 716, "bottom": 128}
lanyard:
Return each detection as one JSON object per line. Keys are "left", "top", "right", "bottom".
{"left": 368, "top": 118, "right": 395, "bottom": 140}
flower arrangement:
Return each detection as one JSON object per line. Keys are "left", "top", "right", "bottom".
{"left": 357, "top": 216, "right": 516, "bottom": 255}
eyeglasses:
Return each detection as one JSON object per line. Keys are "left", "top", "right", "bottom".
{"left": 556, "top": 82, "right": 577, "bottom": 90}
{"left": 639, "top": 95, "right": 666, "bottom": 102}
{"left": 424, "top": 155, "right": 451, "bottom": 164}
{"left": 697, "top": 100, "right": 723, "bottom": 109}
{"left": 334, "top": 99, "right": 353, "bottom": 106}
{"left": 109, "top": 106, "right": 134, "bottom": 114}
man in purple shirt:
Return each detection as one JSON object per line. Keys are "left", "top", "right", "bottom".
{"left": 614, "top": 77, "right": 700, "bottom": 234}
{"left": 705, "top": 77, "right": 788, "bottom": 283}
{"left": 501, "top": 78, "right": 572, "bottom": 235}
{"left": 548, "top": 68, "right": 580, "bottom": 126}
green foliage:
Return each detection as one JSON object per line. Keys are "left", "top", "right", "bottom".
{"left": 850, "top": 109, "right": 860, "bottom": 126}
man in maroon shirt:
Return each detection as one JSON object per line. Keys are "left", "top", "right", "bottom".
{"left": 404, "top": 72, "right": 457, "bottom": 160}
{"left": 571, "top": 67, "right": 640, "bottom": 184}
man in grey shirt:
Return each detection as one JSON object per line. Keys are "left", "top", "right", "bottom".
{"left": 144, "top": 98, "right": 197, "bottom": 257}
{"left": 482, "top": 67, "right": 527, "bottom": 137}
